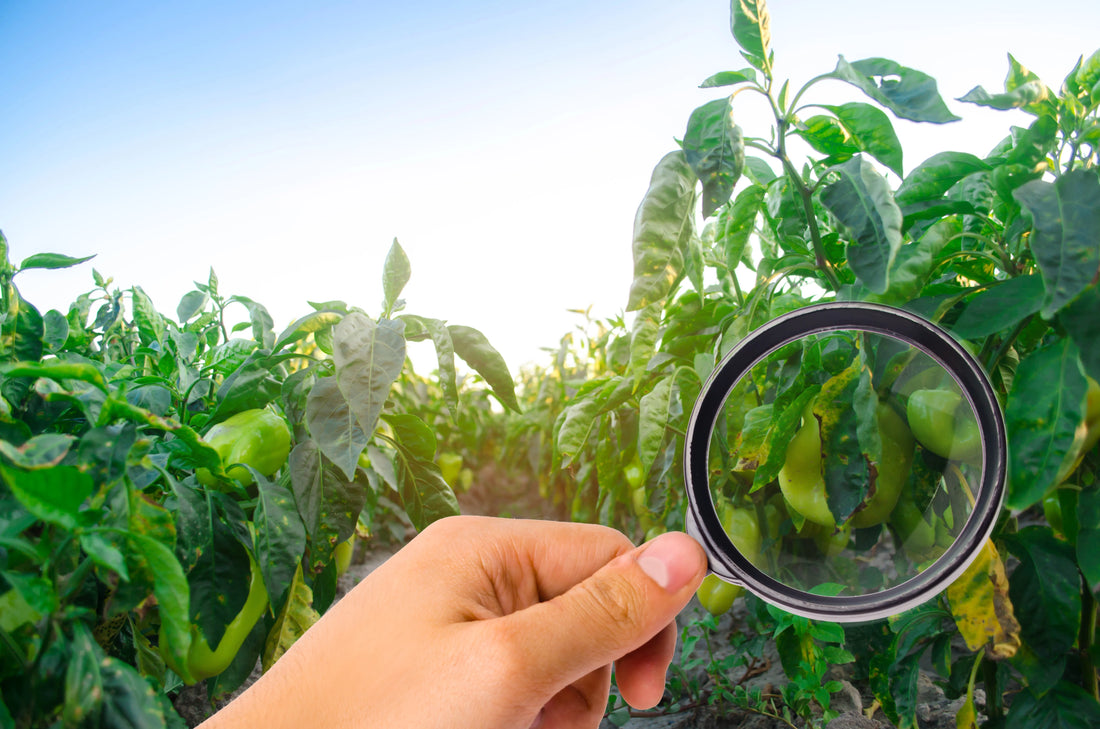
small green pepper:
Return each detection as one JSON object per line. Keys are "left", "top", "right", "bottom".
{"left": 196, "top": 408, "right": 291, "bottom": 486}
{"left": 906, "top": 389, "right": 981, "bottom": 462}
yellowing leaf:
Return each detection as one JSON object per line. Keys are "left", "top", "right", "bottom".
{"left": 262, "top": 563, "right": 320, "bottom": 672}
{"left": 946, "top": 540, "right": 1021, "bottom": 659}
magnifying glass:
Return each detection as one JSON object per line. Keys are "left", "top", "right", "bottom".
{"left": 684, "top": 302, "right": 1006, "bottom": 623}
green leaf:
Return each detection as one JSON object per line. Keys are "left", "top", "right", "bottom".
{"left": 638, "top": 374, "right": 673, "bottom": 476}
{"left": 683, "top": 98, "right": 745, "bottom": 218}
{"left": 128, "top": 531, "right": 192, "bottom": 685}
{"left": 0, "top": 464, "right": 93, "bottom": 530}
{"left": 867, "top": 217, "right": 957, "bottom": 306}
{"left": 392, "top": 434, "right": 459, "bottom": 531}
{"left": 958, "top": 80, "right": 1049, "bottom": 111}
{"left": 253, "top": 474, "right": 307, "bottom": 614}
{"left": 1, "top": 287, "right": 43, "bottom": 363}
{"left": 895, "top": 152, "right": 990, "bottom": 206}
{"left": 627, "top": 151, "right": 697, "bottom": 311}
{"left": 1006, "top": 339, "right": 1088, "bottom": 510}
{"left": 41, "top": 309, "right": 68, "bottom": 352}
{"left": 822, "top": 103, "right": 903, "bottom": 177}
{"left": 187, "top": 492, "right": 252, "bottom": 652}
{"left": 17, "top": 252, "right": 95, "bottom": 271}
{"left": 729, "top": 0, "right": 772, "bottom": 72}
{"left": 333, "top": 313, "right": 407, "bottom": 436}
{"left": 1060, "top": 285, "right": 1100, "bottom": 381}
{"left": 556, "top": 397, "right": 602, "bottom": 469}
{"left": 718, "top": 185, "right": 765, "bottom": 275}
{"left": 399, "top": 316, "right": 458, "bottom": 414}
{"left": 699, "top": 68, "right": 756, "bottom": 88}
{"left": 176, "top": 290, "right": 208, "bottom": 323}
{"left": 1005, "top": 681, "right": 1100, "bottom": 729}
{"left": 230, "top": 295, "right": 276, "bottom": 350}
{"left": 1005, "top": 528, "right": 1082, "bottom": 697}
{"left": 950, "top": 275, "right": 1044, "bottom": 340}
{"left": 629, "top": 305, "right": 660, "bottom": 390}
{"left": 829, "top": 56, "right": 961, "bottom": 123}
{"left": 382, "top": 238, "right": 411, "bottom": 317}
{"left": 306, "top": 374, "right": 369, "bottom": 481}
{"left": 820, "top": 156, "right": 903, "bottom": 293}
{"left": 448, "top": 324, "right": 519, "bottom": 413}
{"left": 1013, "top": 169, "right": 1100, "bottom": 319}
{"left": 272, "top": 310, "right": 343, "bottom": 352}
{"left": 211, "top": 350, "right": 283, "bottom": 417}
{"left": 796, "top": 115, "right": 858, "bottom": 162}
{"left": 1077, "top": 486, "right": 1100, "bottom": 588}
{"left": 262, "top": 563, "right": 320, "bottom": 672}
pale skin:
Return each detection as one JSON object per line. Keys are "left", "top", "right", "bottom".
{"left": 198, "top": 515, "right": 708, "bottom": 729}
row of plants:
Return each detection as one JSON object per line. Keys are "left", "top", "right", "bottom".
{"left": 0, "top": 236, "right": 518, "bottom": 727}
{"left": 544, "top": 2, "right": 1100, "bottom": 727}
{"left": 3, "top": 1, "right": 1100, "bottom": 727}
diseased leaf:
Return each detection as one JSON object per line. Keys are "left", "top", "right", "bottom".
{"left": 262, "top": 563, "right": 320, "bottom": 672}
{"left": 253, "top": 473, "right": 307, "bottom": 614}
{"left": 400, "top": 315, "right": 458, "bottom": 414}
{"left": 306, "top": 374, "right": 368, "bottom": 481}
{"left": 718, "top": 185, "right": 765, "bottom": 275}
{"left": 945, "top": 539, "right": 1020, "bottom": 658}
{"left": 333, "top": 313, "right": 407, "bottom": 436}
{"left": 820, "top": 156, "right": 903, "bottom": 293}
{"left": 627, "top": 151, "right": 697, "bottom": 311}
{"left": 830, "top": 56, "right": 961, "bottom": 123}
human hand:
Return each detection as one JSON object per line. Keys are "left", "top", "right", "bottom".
{"left": 200, "top": 515, "right": 707, "bottom": 729}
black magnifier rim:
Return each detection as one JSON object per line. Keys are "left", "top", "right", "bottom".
{"left": 684, "top": 301, "right": 1007, "bottom": 623}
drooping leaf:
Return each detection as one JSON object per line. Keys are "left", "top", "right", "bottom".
{"left": 187, "top": 492, "right": 252, "bottom": 652}
{"left": 945, "top": 539, "right": 1020, "bottom": 658}
{"left": 683, "top": 97, "right": 745, "bottom": 218}
{"left": 64, "top": 623, "right": 104, "bottom": 727}
{"left": 288, "top": 439, "right": 369, "bottom": 569}
{"left": 627, "top": 151, "right": 697, "bottom": 311}
{"left": 557, "top": 397, "right": 603, "bottom": 469}
{"left": 333, "top": 313, "right": 407, "bottom": 437}
{"left": 866, "top": 217, "right": 957, "bottom": 306}
{"left": 820, "top": 156, "right": 903, "bottom": 293}
{"left": 272, "top": 310, "right": 343, "bottom": 352}
{"left": 1013, "top": 169, "right": 1100, "bottom": 318}
{"left": 448, "top": 324, "right": 519, "bottom": 413}
{"left": 958, "top": 81, "right": 1049, "bottom": 111}
{"left": 176, "top": 290, "right": 208, "bottom": 323}
{"left": 262, "top": 563, "right": 320, "bottom": 672}
{"left": 381, "top": 238, "right": 411, "bottom": 317}
{"left": 829, "top": 56, "right": 961, "bottom": 123}
{"left": 399, "top": 315, "right": 458, "bottom": 414}
{"left": 1005, "top": 339, "right": 1088, "bottom": 511}
{"left": 128, "top": 531, "right": 192, "bottom": 685}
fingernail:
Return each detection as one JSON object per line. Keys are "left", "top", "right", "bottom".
{"left": 635, "top": 532, "right": 697, "bottom": 592}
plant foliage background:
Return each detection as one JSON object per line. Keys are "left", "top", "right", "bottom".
{"left": 2, "top": 1, "right": 1100, "bottom": 727}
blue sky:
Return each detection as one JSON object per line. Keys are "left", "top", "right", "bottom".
{"left": 2, "top": 0, "right": 1098, "bottom": 372}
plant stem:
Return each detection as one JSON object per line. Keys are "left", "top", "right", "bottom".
{"left": 986, "top": 315, "right": 1032, "bottom": 375}
{"left": 983, "top": 654, "right": 1003, "bottom": 722}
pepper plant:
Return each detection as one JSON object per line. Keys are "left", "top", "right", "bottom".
{"left": 552, "top": 1, "right": 1100, "bottom": 726}
{"left": 0, "top": 237, "right": 518, "bottom": 726}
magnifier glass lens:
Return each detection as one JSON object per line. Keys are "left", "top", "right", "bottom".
{"left": 709, "top": 329, "right": 981, "bottom": 598}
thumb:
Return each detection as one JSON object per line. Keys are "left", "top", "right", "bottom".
{"left": 500, "top": 531, "right": 706, "bottom": 693}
